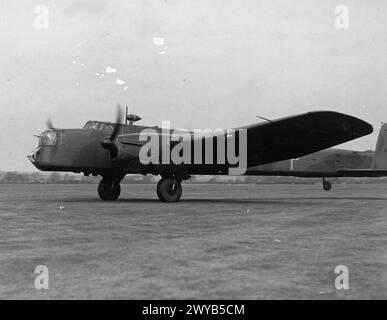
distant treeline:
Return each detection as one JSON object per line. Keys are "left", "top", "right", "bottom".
{"left": 0, "top": 171, "right": 95, "bottom": 184}
{"left": 1, "top": 171, "right": 386, "bottom": 185}
{"left": 0, "top": 171, "right": 152, "bottom": 184}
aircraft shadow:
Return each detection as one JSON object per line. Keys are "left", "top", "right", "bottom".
{"left": 54, "top": 196, "right": 387, "bottom": 204}
{"left": 167, "top": 197, "right": 387, "bottom": 204}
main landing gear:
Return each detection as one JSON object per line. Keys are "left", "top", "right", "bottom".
{"left": 98, "top": 177, "right": 121, "bottom": 200}
{"left": 322, "top": 177, "right": 332, "bottom": 191}
{"left": 157, "top": 177, "right": 183, "bottom": 202}
{"left": 97, "top": 175, "right": 184, "bottom": 202}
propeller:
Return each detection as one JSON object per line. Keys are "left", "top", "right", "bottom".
{"left": 46, "top": 118, "right": 54, "bottom": 129}
{"left": 100, "top": 104, "right": 123, "bottom": 159}
{"left": 33, "top": 117, "right": 54, "bottom": 138}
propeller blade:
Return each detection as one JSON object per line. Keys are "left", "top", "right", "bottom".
{"left": 100, "top": 104, "right": 123, "bottom": 159}
{"left": 110, "top": 104, "right": 123, "bottom": 141}
{"left": 46, "top": 118, "right": 54, "bottom": 129}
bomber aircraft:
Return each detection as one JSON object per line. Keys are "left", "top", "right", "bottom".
{"left": 28, "top": 106, "right": 373, "bottom": 202}
{"left": 246, "top": 123, "right": 387, "bottom": 191}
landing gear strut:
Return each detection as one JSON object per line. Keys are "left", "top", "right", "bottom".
{"left": 157, "top": 177, "right": 182, "bottom": 202}
{"left": 322, "top": 178, "right": 332, "bottom": 191}
{"left": 98, "top": 177, "right": 121, "bottom": 200}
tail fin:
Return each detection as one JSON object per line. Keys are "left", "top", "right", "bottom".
{"left": 371, "top": 123, "right": 387, "bottom": 169}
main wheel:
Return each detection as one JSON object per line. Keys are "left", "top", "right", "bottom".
{"left": 98, "top": 178, "right": 121, "bottom": 201}
{"left": 157, "top": 178, "right": 182, "bottom": 202}
{"left": 323, "top": 180, "right": 332, "bottom": 191}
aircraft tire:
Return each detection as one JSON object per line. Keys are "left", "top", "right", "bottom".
{"left": 98, "top": 178, "right": 121, "bottom": 201}
{"left": 157, "top": 178, "right": 182, "bottom": 202}
{"left": 323, "top": 180, "right": 332, "bottom": 191}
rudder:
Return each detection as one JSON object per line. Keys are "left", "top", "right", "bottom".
{"left": 371, "top": 123, "right": 387, "bottom": 169}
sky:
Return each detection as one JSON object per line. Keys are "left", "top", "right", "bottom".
{"left": 1, "top": 0, "right": 386, "bottom": 171}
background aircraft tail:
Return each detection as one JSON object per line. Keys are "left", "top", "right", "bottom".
{"left": 371, "top": 123, "right": 387, "bottom": 169}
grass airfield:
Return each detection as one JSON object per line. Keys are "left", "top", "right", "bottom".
{"left": 0, "top": 183, "right": 386, "bottom": 299}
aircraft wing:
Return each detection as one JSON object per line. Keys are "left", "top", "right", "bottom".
{"left": 241, "top": 111, "right": 373, "bottom": 167}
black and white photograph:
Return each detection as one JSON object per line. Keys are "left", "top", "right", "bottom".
{"left": 1, "top": 0, "right": 386, "bottom": 306}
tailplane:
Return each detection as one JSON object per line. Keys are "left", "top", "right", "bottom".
{"left": 371, "top": 123, "right": 387, "bottom": 169}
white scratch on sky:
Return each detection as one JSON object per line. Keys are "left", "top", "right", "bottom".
{"left": 115, "top": 79, "right": 125, "bottom": 86}
{"left": 105, "top": 66, "right": 117, "bottom": 73}
{"left": 153, "top": 37, "right": 165, "bottom": 46}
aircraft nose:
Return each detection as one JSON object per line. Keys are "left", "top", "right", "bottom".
{"left": 27, "top": 147, "right": 41, "bottom": 164}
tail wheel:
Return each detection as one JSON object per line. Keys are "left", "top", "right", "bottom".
{"left": 98, "top": 178, "right": 121, "bottom": 201}
{"left": 323, "top": 180, "right": 332, "bottom": 191}
{"left": 157, "top": 178, "right": 182, "bottom": 202}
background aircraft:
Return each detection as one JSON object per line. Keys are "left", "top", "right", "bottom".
{"left": 246, "top": 124, "right": 387, "bottom": 190}
{"left": 28, "top": 108, "right": 372, "bottom": 202}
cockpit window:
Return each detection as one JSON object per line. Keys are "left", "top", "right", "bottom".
{"left": 83, "top": 121, "right": 93, "bottom": 129}
{"left": 83, "top": 121, "right": 114, "bottom": 132}
{"left": 39, "top": 130, "right": 58, "bottom": 146}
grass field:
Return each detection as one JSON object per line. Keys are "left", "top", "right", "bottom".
{"left": 0, "top": 183, "right": 386, "bottom": 299}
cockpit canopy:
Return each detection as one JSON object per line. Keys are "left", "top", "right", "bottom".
{"left": 39, "top": 129, "right": 58, "bottom": 146}
{"left": 83, "top": 121, "right": 115, "bottom": 132}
